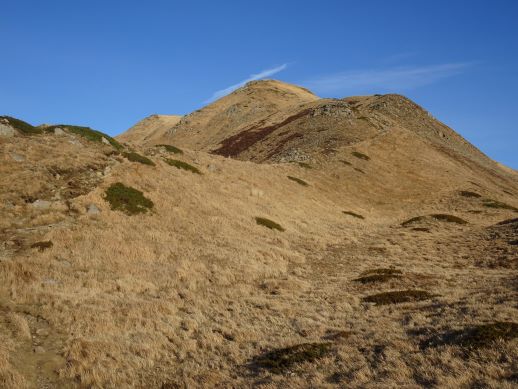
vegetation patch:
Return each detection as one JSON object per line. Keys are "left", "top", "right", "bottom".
{"left": 123, "top": 152, "right": 155, "bottom": 166}
{"left": 287, "top": 176, "right": 308, "bottom": 186}
{"left": 255, "top": 217, "right": 284, "bottom": 232}
{"left": 105, "top": 182, "right": 153, "bottom": 215}
{"left": 483, "top": 200, "right": 518, "bottom": 212}
{"left": 30, "top": 241, "right": 53, "bottom": 252}
{"left": 497, "top": 218, "right": 518, "bottom": 225}
{"left": 351, "top": 151, "right": 370, "bottom": 161}
{"left": 354, "top": 273, "right": 400, "bottom": 284}
{"left": 422, "top": 322, "right": 518, "bottom": 350}
{"left": 342, "top": 211, "right": 364, "bottom": 219}
{"left": 45, "top": 124, "right": 123, "bottom": 150}
{"left": 363, "top": 290, "right": 434, "bottom": 305}
{"left": 252, "top": 342, "right": 333, "bottom": 373}
{"left": 412, "top": 227, "right": 430, "bottom": 232}
{"left": 459, "top": 190, "right": 481, "bottom": 198}
{"left": 156, "top": 144, "right": 183, "bottom": 154}
{"left": 339, "top": 160, "right": 352, "bottom": 166}
{"left": 0, "top": 116, "right": 42, "bottom": 134}
{"left": 360, "top": 268, "right": 402, "bottom": 277}
{"left": 298, "top": 162, "right": 312, "bottom": 169}
{"left": 401, "top": 214, "right": 467, "bottom": 227}
{"left": 165, "top": 159, "right": 201, "bottom": 174}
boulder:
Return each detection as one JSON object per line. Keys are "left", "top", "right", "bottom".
{"left": 0, "top": 123, "right": 15, "bottom": 137}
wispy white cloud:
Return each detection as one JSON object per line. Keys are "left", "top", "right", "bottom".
{"left": 304, "top": 63, "right": 472, "bottom": 95}
{"left": 205, "top": 64, "right": 288, "bottom": 103}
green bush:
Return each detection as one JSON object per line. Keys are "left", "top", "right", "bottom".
{"left": 0, "top": 116, "right": 42, "bottom": 134}
{"left": 46, "top": 124, "right": 124, "bottom": 150}
{"left": 253, "top": 342, "right": 332, "bottom": 373}
{"left": 164, "top": 158, "right": 201, "bottom": 174}
{"left": 255, "top": 217, "right": 284, "bottom": 232}
{"left": 354, "top": 274, "right": 400, "bottom": 284}
{"left": 342, "top": 211, "right": 364, "bottom": 219}
{"left": 459, "top": 191, "right": 481, "bottom": 198}
{"left": 105, "top": 182, "right": 154, "bottom": 215}
{"left": 351, "top": 151, "right": 370, "bottom": 161}
{"left": 483, "top": 200, "right": 518, "bottom": 212}
{"left": 363, "top": 290, "right": 435, "bottom": 305}
{"left": 123, "top": 152, "right": 155, "bottom": 166}
{"left": 157, "top": 144, "right": 183, "bottom": 154}
{"left": 287, "top": 176, "right": 308, "bottom": 186}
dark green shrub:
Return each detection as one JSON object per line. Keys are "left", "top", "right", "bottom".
{"left": 340, "top": 160, "right": 352, "bottom": 166}
{"left": 157, "top": 144, "right": 183, "bottom": 154}
{"left": 459, "top": 191, "right": 481, "bottom": 198}
{"left": 123, "top": 152, "right": 155, "bottom": 166}
{"left": 363, "top": 290, "right": 435, "bottom": 305}
{"left": 105, "top": 182, "right": 153, "bottom": 215}
{"left": 298, "top": 162, "right": 312, "bottom": 169}
{"left": 287, "top": 176, "right": 308, "bottom": 186}
{"left": 483, "top": 200, "right": 518, "bottom": 212}
{"left": 253, "top": 342, "right": 332, "bottom": 373}
{"left": 255, "top": 217, "right": 284, "bottom": 232}
{"left": 351, "top": 151, "right": 370, "bottom": 161}
{"left": 30, "top": 241, "right": 53, "bottom": 252}
{"left": 45, "top": 124, "right": 124, "bottom": 150}
{"left": 0, "top": 116, "right": 42, "bottom": 134}
{"left": 354, "top": 274, "right": 400, "bottom": 284}
{"left": 165, "top": 159, "right": 201, "bottom": 174}
{"left": 342, "top": 211, "right": 364, "bottom": 219}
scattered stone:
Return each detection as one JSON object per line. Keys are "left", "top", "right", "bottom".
{"left": 0, "top": 123, "right": 16, "bottom": 137}
{"left": 207, "top": 164, "right": 218, "bottom": 172}
{"left": 10, "top": 153, "right": 25, "bottom": 162}
{"left": 53, "top": 127, "right": 65, "bottom": 135}
{"left": 101, "top": 137, "right": 110, "bottom": 145}
{"left": 87, "top": 203, "right": 101, "bottom": 215}
{"left": 30, "top": 200, "right": 52, "bottom": 209}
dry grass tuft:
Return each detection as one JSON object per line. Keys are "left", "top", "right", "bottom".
{"left": 255, "top": 217, "right": 285, "bottom": 231}
{"left": 164, "top": 159, "right": 201, "bottom": 174}
{"left": 104, "top": 182, "right": 154, "bottom": 215}
{"left": 123, "top": 151, "right": 155, "bottom": 166}
{"left": 363, "top": 290, "right": 435, "bottom": 305}
{"left": 287, "top": 176, "right": 308, "bottom": 186}
{"left": 252, "top": 342, "right": 333, "bottom": 373}
{"left": 30, "top": 241, "right": 53, "bottom": 252}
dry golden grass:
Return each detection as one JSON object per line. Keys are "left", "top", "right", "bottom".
{"left": 1, "top": 96, "right": 518, "bottom": 388}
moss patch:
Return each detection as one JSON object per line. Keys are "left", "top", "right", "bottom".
{"left": 105, "top": 183, "right": 153, "bottom": 215}
{"left": 0, "top": 116, "right": 42, "bottom": 135}
{"left": 157, "top": 144, "right": 183, "bottom": 154}
{"left": 402, "top": 214, "right": 467, "bottom": 227}
{"left": 423, "top": 322, "right": 518, "bottom": 350}
{"left": 363, "top": 290, "right": 434, "bottom": 305}
{"left": 351, "top": 151, "right": 370, "bottom": 161}
{"left": 165, "top": 159, "right": 201, "bottom": 174}
{"left": 298, "top": 162, "right": 312, "bottom": 169}
{"left": 354, "top": 274, "right": 400, "bottom": 284}
{"left": 30, "top": 241, "right": 53, "bottom": 252}
{"left": 342, "top": 211, "right": 364, "bottom": 219}
{"left": 255, "top": 217, "right": 284, "bottom": 232}
{"left": 459, "top": 190, "right": 481, "bottom": 198}
{"left": 123, "top": 152, "right": 155, "bottom": 166}
{"left": 483, "top": 200, "right": 518, "bottom": 212}
{"left": 287, "top": 176, "right": 308, "bottom": 186}
{"left": 252, "top": 342, "right": 332, "bottom": 373}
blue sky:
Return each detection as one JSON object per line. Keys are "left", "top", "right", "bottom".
{"left": 1, "top": 1, "right": 517, "bottom": 168}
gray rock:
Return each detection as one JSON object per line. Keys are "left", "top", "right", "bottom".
{"left": 34, "top": 346, "right": 45, "bottom": 354}
{"left": 30, "top": 200, "right": 52, "bottom": 209}
{"left": 101, "top": 137, "right": 110, "bottom": 145}
{"left": 53, "top": 127, "right": 65, "bottom": 135}
{"left": 0, "top": 123, "right": 15, "bottom": 137}
{"left": 87, "top": 204, "right": 100, "bottom": 215}
{"left": 10, "top": 153, "right": 25, "bottom": 162}
{"left": 207, "top": 164, "right": 218, "bottom": 172}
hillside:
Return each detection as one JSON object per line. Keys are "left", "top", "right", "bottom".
{"left": 0, "top": 85, "right": 517, "bottom": 389}
{"left": 117, "top": 115, "right": 182, "bottom": 146}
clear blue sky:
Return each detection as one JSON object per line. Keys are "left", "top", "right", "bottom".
{"left": 1, "top": 1, "right": 517, "bottom": 168}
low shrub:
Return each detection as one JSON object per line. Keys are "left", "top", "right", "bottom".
{"left": 298, "top": 162, "right": 312, "bottom": 169}
{"left": 123, "top": 152, "right": 155, "bottom": 166}
{"left": 401, "top": 214, "right": 467, "bottom": 227}
{"left": 252, "top": 342, "right": 333, "bottom": 373}
{"left": 342, "top": 211, "right": 364, "bottom": 219}
{"left": 351, "top": 151, "right": 370, "bottom": 161}
{"left": 30, "top": 241, "right": 53, "bottom": 252}
{"left": 459, "top": 191, "right": 481, "bottom": 198}
{"left": 105, "top": 182, "right": 153, "bottom": 215}
{"left": 360, "top": 268, "right": 402, "bottom": 277}
{"left": 255, "top": 217, "right": 284, "bottom": 232}
{"left": 45, "top": 124, "right": 124, "bottom": 150}
{"left": 165, "top": 159, "right": 201, "bottom": 174}
{"left": 157, "top": 144, "right": 183, "bottom": 154}
{"left": 363, "top": 290, "right": 435, "bottom": 305}
{"left": 354, "top": 274, "right": 400, "bottom": 284}
{"left": 483, "top": 200, "right": 518, "bottom": 212}
{"left": 287, "top": 176, "right": 308, "bottom": 186}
